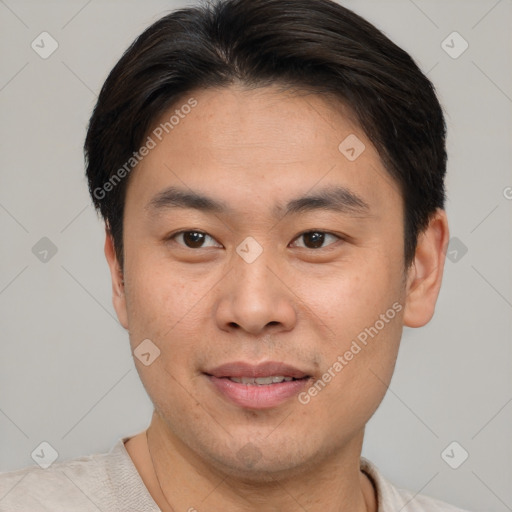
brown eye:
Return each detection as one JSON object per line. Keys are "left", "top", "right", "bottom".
{"left": 182, "top": 231, "right": 205, "bottom": 248}
{"left": 172, "top": 231, "right": 221, "bottom": 249}
{"left": 292, "top": 231, "right": 340, "bottom": 249}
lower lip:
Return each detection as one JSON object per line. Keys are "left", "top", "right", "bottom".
{"left": 207, "top": 375, "right": 309, "bottom": 409}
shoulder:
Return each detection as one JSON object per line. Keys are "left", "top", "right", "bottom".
{"left": 361, "top": 457, "right": 472, "bottom": 512}
{"left": 0, "top": 448, "right": 115, "bottom": 512}
{"left": 0, "top": 437, "right": 157, "bottom": 512}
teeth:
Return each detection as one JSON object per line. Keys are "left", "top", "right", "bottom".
{"left": 229, "top": 376, "right": 294, "bottom": 385}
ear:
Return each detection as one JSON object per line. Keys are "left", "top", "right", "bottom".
{"left": 104, "top": 226, "right": 129, "bottom": 329}
{"left": 403, "top": 209, "right": 450, "bottom": 328}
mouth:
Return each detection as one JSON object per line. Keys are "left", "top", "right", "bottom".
{"left": 227, "top": 375, "right": 302, "bottom": 385}
{"left": 204, "top": 361, "right": 312, "bottom": 409}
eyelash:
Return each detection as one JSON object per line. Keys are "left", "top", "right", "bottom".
{"left": 167, "top": 230, "right": 344, "bottom": 250}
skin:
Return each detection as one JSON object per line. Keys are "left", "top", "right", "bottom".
{"left": 105, "top": 85, "right": 449, "bottom": 512}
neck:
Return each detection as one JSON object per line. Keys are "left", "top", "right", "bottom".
{"left": 129, "top": 412, "right": 377, "bottom": 512}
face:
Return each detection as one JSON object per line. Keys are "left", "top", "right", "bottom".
{"left": 106, "top": 85, "right": 441, "bottom": 480}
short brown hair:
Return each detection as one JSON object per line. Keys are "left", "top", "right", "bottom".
{"left": 85, "top": 0, "right": 447, "bottom": 268}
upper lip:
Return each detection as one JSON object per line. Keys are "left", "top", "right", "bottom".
{"left": 205, "top": 361, "right": 309, "bottom": 379}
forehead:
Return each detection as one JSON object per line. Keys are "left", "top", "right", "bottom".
{"left": 127, "top": 85, "right": 401, "bottom": 215}
{"left": 156, "top": 85, "right": 361, "bottom": 162}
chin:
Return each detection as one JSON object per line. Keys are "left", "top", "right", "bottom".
{"left": 214, "top": 455, "right": 311, "bottom": 483}
{"left": 200, "top": 436, "right": 325, "bottom": 483}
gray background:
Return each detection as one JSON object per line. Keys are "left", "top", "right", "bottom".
{"left": 1, "top": 0, "right": 511, "bottom": 510}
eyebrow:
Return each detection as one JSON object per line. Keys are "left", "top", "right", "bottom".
{"left": 146, "top": 185, "right": 371, "bottom": 218}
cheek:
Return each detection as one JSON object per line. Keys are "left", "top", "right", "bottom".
{"left": 124, "top": 251, "right": 210, "bottom": 344}
{"left": 123, "top": 259, "right": 207, "bottom": 413}
{"left": 295, "top": 251, "right": 404, "bottom": 404}
{"left": 298, "top": 296, "right": 403, "bottom": 439}
{"left": 299, "top": 252, "right": 403, "bottom": 332}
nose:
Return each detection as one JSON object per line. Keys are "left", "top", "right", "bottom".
{"left": 214, "top": 247, "right": 298, "bottom": 336}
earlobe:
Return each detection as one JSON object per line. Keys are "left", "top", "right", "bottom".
{"left": 104, "top": 227, "right": 129, "bottom": 329}
{"left": 403, "top": 209, "right": 450, "bottom": 328}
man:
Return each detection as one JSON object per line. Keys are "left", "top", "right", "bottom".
{"left": 0, "top": 0, "right": 471, "bottom": 510}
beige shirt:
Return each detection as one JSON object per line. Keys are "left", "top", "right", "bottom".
{"left": 0, "top": 437, "right": 471, "bottom": 511}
